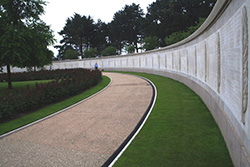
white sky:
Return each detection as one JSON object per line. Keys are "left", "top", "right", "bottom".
{"left": 41, "top": 0, "right": 155, "bottom": 55}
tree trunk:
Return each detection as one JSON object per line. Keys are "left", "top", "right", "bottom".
{"left": 134, "top": 42, "right": 139, "bottom": 53}
{"left": 7, "top": 64, "right": 12, "bottom": 89}
{"left": 80, "top": 43, "right": 83, "bottom": 58}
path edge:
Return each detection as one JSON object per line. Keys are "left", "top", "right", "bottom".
{"left": 0, "top": 75, "right": 112, "bottom": 139}
{"left": 102, "top": 74, "right": 157, "bottom": 167}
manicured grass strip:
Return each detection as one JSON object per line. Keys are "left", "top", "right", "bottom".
{"left": 0, "top": 80, "right": 52, "bottom": 95}
{"left": 0, "top": 76, "right": 110, "bottom": 135}
{"left": 114, "top": 72, "right": 233, "bottom": 167}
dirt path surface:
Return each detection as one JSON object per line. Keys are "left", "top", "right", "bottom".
{"left": 0, "top": 72, "right": 153, "bottom": 167}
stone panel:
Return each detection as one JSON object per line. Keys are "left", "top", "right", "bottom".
{"left": 187, "top": 46, "right": 196, "bottom": 76}
{"left": 173, "top": 51, "right": 180, "bottom": 71}
{"left": 159, "top": 54, "right": 166, "bottom": 70}
{"left": 206, "top": 32, "right": 220, "bottom": 92}
{"left": 196, "top": 41, "right": 206, "bottom": 82}
{"left": 134, "top": 57, "right": 139, "bottom": 68}
{"left": 180, "top": 49, "right": 188, "bottom": 73}
{"left": 121, "top": 58, "right": 127, "bottom": 67}
{"left": 220, "top": 7, "right": 242, "bottom": 120}
{"left": 166, "top": 52, "right": 173, "bottom": 70}
{"left": 146, "top": 55, "right": 153, "bottom": 69}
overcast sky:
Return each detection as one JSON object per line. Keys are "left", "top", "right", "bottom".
{"left": 40, "top": 0, "right": 155, "bottom": 55}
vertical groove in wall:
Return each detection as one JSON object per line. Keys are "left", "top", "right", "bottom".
{"left": 242, "top": 6, "right": 248, "bottom": 124}
{"left": 186, "top": 49, "right": 189, "bottom": 73}
{"left": 165, "top": 54, "right": 167, "bottom": 69}
{"left": 172, "top": 52, "right": 174, "bottom": 70}
{"left": 158, "top": 55, "right": 160, "bottom": 69}
{"left": 195, "top": 46, "right": 197, "bottom": 77}
{"left": 152, "top": 56, "right": 154, "bottom": 68}
{"left": 139, "top": 57, "right": 141, "bottom": 67}
{"left": 217, "top": 32, "right": 221, "bottom": 93}
{"left": 205, "top": 41, "right": 208, "bottom": 82}
{"left": 179, "top": 51, "right": 181, "bottom": 71}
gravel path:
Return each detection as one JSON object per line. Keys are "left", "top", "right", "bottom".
{"left": 0, "top": 72, "right": 153, "bottom": 167}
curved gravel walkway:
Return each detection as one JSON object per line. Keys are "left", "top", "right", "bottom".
{"left": 0, "top": 72, "right": 153, "bottom": 167}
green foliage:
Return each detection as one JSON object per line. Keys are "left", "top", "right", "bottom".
{"left": 108, "top": 3, "right": 145, "bottom": 53}
{"left": 57, "top": 1, "right": 216, "bottom": 55}
{"left": 58, "top": 13, "right": 101, "bottom": 58}
{"left": 0, "top": 69, "right": 102, "bottom": 121}
{"left": 144, "top": 0, "right": 216, "bottom": 46}
{"left": 0, "top": 76, "right": 110, "bottom": 135}
{"left": 101, "top": 46, "right": 117, "bottom": 56}
{"left": 84, "top": 48, "right": 98, "bottom": 58}
{"left": 64, "top": 49, "right": 79, "bottom": 59}
{"left": 0, "top": 0, "right": 55, "bottom": 89}
{"left": 142, "top": 36, "right": 160, "bottom": 51}
{"left": 165, "top": 18, "right": 206, "bottom": 46}
{"left": 124, "top": 45, "right": 135, "bottom": 54}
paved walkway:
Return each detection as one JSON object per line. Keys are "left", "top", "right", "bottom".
{"left": 0, "top": 72, "right": 153, "bottom": 167}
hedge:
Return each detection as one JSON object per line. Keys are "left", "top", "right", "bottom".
{"left": 0, "top": 69, "right": 102, "bottom": 121}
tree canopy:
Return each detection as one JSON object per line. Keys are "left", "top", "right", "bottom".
{"left": 108, "top": 3, "right": 145, "bottom": 53}
{"left": 57, "top": 14, "right": 108, "bottom": 59}
{"left": 144, "top": 0, "right": 216, "bottom": 46}
{"left": 57, "top": 0, "right": 216, "bottom": 58}
{"left": 0, "top": 0, "right": 55, "bottom": 88}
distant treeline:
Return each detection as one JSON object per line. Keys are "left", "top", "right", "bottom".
{"left": 56, "top": 0, "right": 216, "bottom": 60}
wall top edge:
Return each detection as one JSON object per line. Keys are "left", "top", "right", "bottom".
{"left": 52, "top": 0, "right": 231, "bottom": 64}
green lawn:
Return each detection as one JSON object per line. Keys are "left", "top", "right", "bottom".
{"left": 114, "top": 72, "right": 233, "bottom": 167}
{"left": 0, "top": 76, "right": 110, "bottom": 135}
{"left": 0, "top": 80, "right": 52, "bottom": 95}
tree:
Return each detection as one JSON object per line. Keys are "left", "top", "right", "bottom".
{"left": 92, "top": 20, "right": 109, "bottom": 53}
{"left": 125, "top": 44, "right": 135, "bottom": 54}
{"left": 108, "top": 3, "right": 145, "bottom": 53}
{"left": 24, "top": 21, "right": 55, "bottom": 70}
{"left": 142, "top": 36, "right": 160, "bottom": 51}
{"left": 0, "top": 0, "right": 55, "bottom": 89}
{"left": 58, "top": 13, "right": 96, "bottom": 58}
{"left": 64, "top": 49, "right": 79, "bottom": 59}
{"left": 145, "top": 0, "right": 216, "bottom": 47}
{"left": 84, "top": 48, "right": 98, "bottom": 58}
{"left": 101, "top": 46, "right": 117, "bottom": 56}
{"left": 165, "top": 17, "right": 206, "bottom": 46}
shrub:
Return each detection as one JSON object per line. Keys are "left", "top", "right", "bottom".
{"left": 142, "top": 36, "right": 160, "bottom": 51}
{"left": 101, "top": 46, "right": 117, "bottom": 56}
{"left": 0, "top": 69, "right": 102, "bottom": 121}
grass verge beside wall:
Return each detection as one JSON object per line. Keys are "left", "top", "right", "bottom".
{"left": 0, "top": 76, "right": 110, "bottom": 135}
{"left": 113, "top": 72, "right": 233, "bottom": 167}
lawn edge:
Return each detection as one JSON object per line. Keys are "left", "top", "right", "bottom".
{"left": 0, "top": 75, "right": 112, "bottom": 139}
{"left": 102, "top": 73, "right": 157, "bottom": 167}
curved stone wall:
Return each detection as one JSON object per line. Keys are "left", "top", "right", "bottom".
{"left": 4, "top": 0, "right": 249, "bottom": 166}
